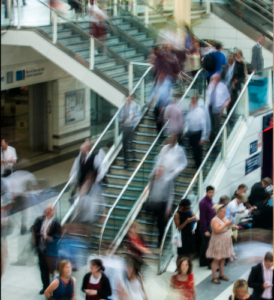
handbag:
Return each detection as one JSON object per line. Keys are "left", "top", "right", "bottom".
{"left": 172, "top": 230, "right": 182, "bottom": 248}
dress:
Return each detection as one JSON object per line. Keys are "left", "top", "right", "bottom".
{"left": 176, "top": 211, "right": 195, "bottom": 255}
{"left": 171, "top": 273, "right": 195, "bottom": 300}
{"left": 52, "top": 277, "right": 74, "bottom": 300}
{"left": 206, "top": 217, "right": 234, "bottom": 260}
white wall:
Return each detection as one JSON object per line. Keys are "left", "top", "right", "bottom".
{"left": 210, "top": 111, "right": 272, "bottom": 203}
{"left": 192, "top": 13, "right": 273, "bottom": 68}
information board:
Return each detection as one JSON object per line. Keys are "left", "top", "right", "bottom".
{"left": 245, "top": 153, "right": 261, "bottom": 175}
{"left": 249, "top": 140, "right": 258, "bottom": 155}
{"left": 65, "top": 89, "right": 85, "bottom": 124}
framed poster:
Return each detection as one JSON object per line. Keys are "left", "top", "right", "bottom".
{"left": 65, "top": 89, "right": 85, "bottom": 124}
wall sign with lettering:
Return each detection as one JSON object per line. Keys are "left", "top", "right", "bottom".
{"left": 249, "top": 140, "right": 258, "bottom": 155}
{"left": 65, "top": 89, "right": 85, "bottom": 124}
{"left": 245, "top": 153, "right": 261, "bottom": 175}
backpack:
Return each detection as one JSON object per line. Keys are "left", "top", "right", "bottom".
{"left": 203, "top": 52, "right": 216, "bottom": 72}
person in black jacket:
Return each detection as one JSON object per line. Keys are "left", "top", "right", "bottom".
{"left": 32, "top": 204, "right": 61, "bottom": 295}
{"left": 248, "top": 252, "right": 273, "bottom": 300}
{"left": 82, "top": 259, "right": 112, "bottom": 299}
{"left": 248, "top": 177, "right": 272, "bottom": 206}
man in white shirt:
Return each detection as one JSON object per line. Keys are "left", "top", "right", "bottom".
{"left": 206, "top": 74, "right": 231, "bottom": 143}
{"left": 227, "top": 193, "right": 256, "bottom": 225}
{"left": 248, "top": 252, "right": 273, "bottom": 300}
{"left": 1, "top": 139, "right": 17, "bottom": 177}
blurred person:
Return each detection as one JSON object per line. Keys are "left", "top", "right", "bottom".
{"left": 188, "top": 41, "right": 201, "bottom": 78}
{"left": 82, "top": 259, "right": 112, "bottom": 299}
{"left": 232, "top": 184, "right": 248, "bottom": 200}
{"left": 204, "top": 42, "right": 227, "bottom": 83}
{"left": 251, "top": 35, "right": 264, "bottom": 72}
{"left": 229, "top": 279, "right": 255, "bottom": 300}
{"left": 185, "top": 95, "right": 208, "bottom": 170}
{"left": 223, "top": 53, "right": 235, "bottom": 89}
{"left": 119, "top": 94, "right": 140, "bottom": 169}
{"left": 184, "top": 25, "right": 194, "bottom": 52}
{"left": 117, "top": 256, "right": 148, "bottom": 300}
{"left": 127, "top": 222, "right": 152, "bottom": 270}
{"left": 93, "top": 141, "right": 112, "bottom": 184}
{"left": 174, "top": 199, "right": 198, "bottom": 266}
{"left": 153, "top": 134, "right": 188, "bottom": 182}
{"left": 248, "top": 252, "right": 273, "bottom": 300}
{"left": 227, "top": 193, "right": 256, "bottom": 227}
{"left": 32, "top": 204, "right": 61, "bottom": 294}
{"left": 206, "top": 73, "right": 231, "bottom": 144}
{"left": 206, "top": 204, "right": 237, "bottom": 284}
{"left": 168, "top": 257, "right": 197, "bottom": 300}
{"left": 248, "top": 177, "right": 272, "bottom": 206}
{"left": 199, "top": 185, "right": 215, "bottom": 267}
{"left": 44, "top": 260, "right": 76, "bottom": 300}
{"left": 164, "top": 97, "right": 183, "bottom": 144}
{"left": 145, "top": 166, "right": 174, "bottom": 247}
{"left": 252, "top": 191, "right": 273, "bottom": 229}
{"left": 162, "top": 44, "right": 181, "bottom": 83}
{"left": 1, "top": 139, "right": 17, "bottom": 177}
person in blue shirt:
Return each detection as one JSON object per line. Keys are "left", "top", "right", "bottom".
{"left": 206, "top": 42, "right": 227, "bottom": 81}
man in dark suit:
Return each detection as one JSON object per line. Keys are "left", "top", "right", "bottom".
{"left": 248, "top": 252, "right": 273, "bottom": 300}
{"left": 248, "top": 177, "right": 272, "bottom": 206}
{"left": 251, "top": 35, "right": 265, "bottom": 72}
{"left": 32, "top": 204, "right": 61, "bottom": 294}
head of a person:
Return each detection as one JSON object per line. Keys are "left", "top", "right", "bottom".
{"left": 90, "top": 259, "right": 105, "bottom": 274}
{"left": 228, "top": 52, "right": 235, "bottom": 65}
{"left": 258, "top": 35, "right": 265, "bottom": 45}
{"left": 262, "top": 177, "right": 272, "bottom": 188}
{"left": 191, "top": 94, "right": 199, "bottom": 107}
{"left": 1, "top": 139, "right": 8, "bottom": 151}
{"left": 236, "top": 184, "right": 248, "bottom": 194}
{"left": 167, "top": 134, "right": 178, "bottom": 147}
{"left": 177, "top": 257, "right": 193, "bottom": 275}
{"left": 219, "top": 195, "right": 230, "bottom": 206}
{"left": 211, "top": 73, "right": 220, "bottom": 86}
{"left": 214, "top": 204, "right": 226, "bottom": 218}
{"left": 233, "top": 279, "right": 249, "bottom": 299}
{"left": 264, "top": 252, "right": 273, "bottom": 269}
{"left": 164, "top": 44, "right": 172, "bottom": 53}
{"left": 58, "top": 260, "right": 71, "bottom": 278}
{"left": 43, "top": 204, "right": 54, "bottom": 219}
{"left": 215, "top": 42, "right": 223, "bottom": 51}
{"left": 206, "top": 186, "right": 215, "bottom": 199}
{"left": 178, "top": 199, "right": 191, "bottom": 213}
{"left": 80, "top": 140, "right": 92, "bottom": 158}
{"left": 128, "top": 222, "right": 139, "bottom": 237}
{"left": 236, "top": 49, "right": 243, "bottom": 60}
{"left": 236, "top": 193, "right": 248, "bottom": 205}
{"left": 153, "top": 46, "right": 161, "bottom": 56}
{"left": 127, "top": 94, "right": 134, "bottom": 105}
{"left": 154, "top": 166, "right": 165, "bottom": 180}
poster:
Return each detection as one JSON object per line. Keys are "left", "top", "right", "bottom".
{"left": 65, "top": 89, "right": 85, "bottom": 124}
{"left": 249, "top": 140, "right": 258, "bottom": 155}
{"left": 245, "top": 153, "right": 261, "bottom": 175}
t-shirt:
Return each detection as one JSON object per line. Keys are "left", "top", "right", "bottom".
{"left": 207, "top": 51, "right": 227, "bottom": 78}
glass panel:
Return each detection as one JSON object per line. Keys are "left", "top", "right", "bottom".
{"left": 248, "top": 68, "right": 272, "bottom": 112}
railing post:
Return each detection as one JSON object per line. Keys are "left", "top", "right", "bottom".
{"left": 198, "top": 170, "right": 203, "bottom": 201}
{"left": 206, "top": 0, "right": 211, "bottom": 14}
{"left": 267, "top": 68, "right": 273, "bottom": 109}
{"left": 52, "top": 11, "right": 57, "bottom": 44}
{"left": 90, "top": 38, "right": 95, "bottom": 70}
{"left": 132, "top": 0, "right": 137, "bottom": 16}
{"left": 114, "top": 117, "right": 119, "bottom": 146}
{"left": 7, "top": 0, "right": 11, "bottom": 26}
{"left": 145, "top": 4, "right": 149, "bottom": 25}
{"left": 113, "top": 0, "right": 118, "bottom": 16}
{"left": 140, "top": 79, "right": 145, "bottom": 108}
{"left": 221, "top": 125, "right": 227, "bottom": 160}
{"left": 128, "top": 62, "right": 133, "bottom": 93}
{"left": 17, "top": 0, "right": 21, "bottom": 29}
{"left": 242, "top": 88, "right": 249, "bottom": 120}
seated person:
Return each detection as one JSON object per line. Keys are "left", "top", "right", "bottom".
{"left": 252, "top": 191, "right": 273, "bottom": 230}
{"left": 232, "top": 183, "right": 247, "bottom": 200}
{"left": 248, "top": 177, "right": 272, "bottom": 206}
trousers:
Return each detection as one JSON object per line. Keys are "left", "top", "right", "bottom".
{"left": 199, "top": 224, "right": 212, "bottom": 267}
{"left": 122, "top": 126, "right": 134, "bottom": 165}
{"left": 38, "top": 250, "right": 50, "bottom": 290}
{"left": 188, "top": 130, "right": 202, "bottom": 170}
{"left": 210, "top": 111, "right": 221, "bottom": 144}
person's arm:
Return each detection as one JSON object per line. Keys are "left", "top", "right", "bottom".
{"left": 211, "top": 218, "right": 232, "bottom": 233}
{"left": 81, "top": 273, "right": 89, "bottom": 293}
{"left": 97, "top": 275, "right": 112, "bottom": 298}
{"left": 72, "top": 277, "right": 77, "bottom": 300}
{"left": 248, "top": 266, "right": 264, "bottom": 292}
{"left": 192, "top": 277, "right": 197, "bottom": 300}
{"left": 44, "top": 278, "right": 59, "bottom": 299}
{"left": 165, "top": 147, "right": 188, "bottom": 182}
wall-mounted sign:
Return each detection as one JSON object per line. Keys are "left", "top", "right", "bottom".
{"left": 245, "top": 153, "right": 261, "bottom": 175}
{"left": 249, "top": 140, "right": 258, "bottom": 155}
{"left": 65, "top": 89, "right": 85, "bottom": 124}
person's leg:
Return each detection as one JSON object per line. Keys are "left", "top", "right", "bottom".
{"left": 199, "top": 227, "right": 210, "bottom": 266}
{"left": 156, "top": 202, "right": 167, "bottom": 247}
{"left": 122, "top": 127, "right": 130, "bottom": 166}
{"left": 219, "top": 258, "right": 228, "bottom": 279}
{"left": 38, "top": 251, "right": 50, "bottom": 291}
{"left": 210, "top": 113, "right": 220, "bottom": 144}
{"left": 128, "top": 126, "right": 135, "bottom": 158}
{"left": 189, "top": 131, "right": 202, "bottom": 169}
{"left": 211, "top": 259, "right": 220, "bottom": 281}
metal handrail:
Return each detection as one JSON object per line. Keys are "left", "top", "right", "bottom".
{"left": 157, "top": 69, "right": 265, "bottom": 274}
{"left": 53, "top": 64, "right": 153, "bottom": 210}
{"left": 98, "top": 68, "right": 204, "bottom": 253}
{"left": 243, "top": 0, "right": 273, "bottom": 18}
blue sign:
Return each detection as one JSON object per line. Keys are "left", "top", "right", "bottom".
{"left": 245, "top": 153, "right": 261, "bottom": 175}
{"left": 249, "top": 140, "right": 258, "bottom": 155}
{"left": 16, "top": 70, "right": 25, "bottom": 81}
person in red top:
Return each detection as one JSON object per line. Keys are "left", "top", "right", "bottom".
{"left": 168, "top": 257, "right": 197, "bottom": 300}
{"left": 81, "top": 259, "right": 112, "bottom": 300}
{"left": 126, "top": 222, "right": 152, "bottom": 270}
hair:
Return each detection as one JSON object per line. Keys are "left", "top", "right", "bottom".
{"left": 229, "top": 52, "right": 236, "bottom": 59}
{"left": 57, "top": 260, "right": 71, "bottom": 277}
{"left": 219, "top": 195, "right": 230, "bottom": 204}
{"left": 213, "top": 204, "right": 226, "bottom": 214}
{"left": 238, "top": 184, "right": 247, "bottom": 190}
{"left": 206, "top": 185, "right": 215, "bottom": 192}
{"left": 232, "top": 279, "right": 248, "bottom": 297}
{"left": 264, "top": 252, "right": 273, "bottom": 262}
{"left": 215, "top": 42, "right": 222, "bottom": 50}
{"left": 237, "top": 193, "right": 247, "bottom": 203}
{"left": 262, "top": 177, "right": 272, "bottom": 186}
{"left": 258, "top": 35, "right": 265, "bottom": 39}
{"left": 236, "top": 49, "right": 243, "bottom": 57}
{"left": 179, "top": 199, "right": 191, "bottom": 208}
{"left": 153, "top": 45, "right": 160, "bottom": 50}
{"left": 177, "top": 257, "right": 193, "bottom": 275}
{"left": 90, "top": 259, "right": 105, "bottom": 272}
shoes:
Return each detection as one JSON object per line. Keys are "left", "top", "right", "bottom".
{"left": 39, "top": 289, "right": 45, "bottom": 295}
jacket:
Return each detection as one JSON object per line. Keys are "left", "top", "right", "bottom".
{"left": 82, "top": 272, "right": 112, "bottom": 299}
{"left": 248, "top": 182, "right": 270, "bottom": 206}
{"left": 248, "top": 262, "right": 274, "bottom": 299}
{"left": 251, "top": 43, "right": 264, "bottom": 71}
